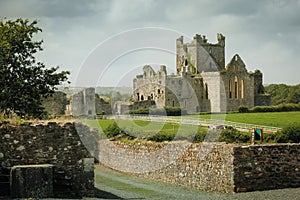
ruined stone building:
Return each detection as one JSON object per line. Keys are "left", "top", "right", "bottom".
{"left": 71, "top": 88, "right": 112, "bottom": 116}
{"left": 72, "top": 88, "right": 96, "bottom": 116}
{"left": 133, "top": 33, "right": 270, "bottom": 113}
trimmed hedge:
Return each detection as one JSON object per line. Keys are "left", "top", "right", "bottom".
{"left": 129, "top": 107, "right": 187, "bottom": 116}
{"left": 238, "top": 103, "right": 300, "bottom": 113}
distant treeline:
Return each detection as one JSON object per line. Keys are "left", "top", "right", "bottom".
{"left": 264, "top": 84, "right": 300, "bottom": 105}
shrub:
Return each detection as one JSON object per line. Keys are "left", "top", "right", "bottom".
{"left": 218, "top": 127, "right": 250, "bottom": 143}
{"left": 238, "top": 106, "right": 249, "bottom": 113}
{"left": 275, "top": 123, "right": 300, "bottom": 143}
{"left": 103, "top": 122, "right": 135, "bottom": 139}
{"left": 250, "top": 103, "right": 300, "bottom": 113}
{"left": 129, "top": 108, "right": 150, "bottom": 115}
{"left": 104, "top": 122, "right": 122, "bottom": 138}
{"left": 148, "top": 131, "right": 175, "bottom": 142}
{"left": 193, "top": 129, "right": 207, "bottom": 143}
{"left": 129, "top": 107, "right": 187, "bottom": 116}
{"left": 164, "top": 107, "right": 187, "bottom": 116}
{"left": 264, "top": 133, "right": 277, "bottom": 143}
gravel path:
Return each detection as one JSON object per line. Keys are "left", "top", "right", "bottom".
{"left": 93, "top": 165, "right": 300, "bottom": 200}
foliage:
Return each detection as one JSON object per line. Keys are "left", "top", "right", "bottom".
{"left": 193, "top": 130, "right": 207, "bottom": 143}
{"left": 238, "top": 103, "right": 300, "bottom": 113}
{"left": 148, "top": 131, "right": 175, "bottom": 142}
{"left": 275, "top": 123, "right": 300, "bottom": 143}
{"left": 129, "top": 107, "right": 186, "bottom": 116}
{"left": 238, "top": 106, "right": 249, "bottom": 113}
{"left": 263, "top": 133, "right": 277, "bottom": 143}
{"left": 104, "top": 122, "right": 125, "bottom": 138}
{"left": 218, "top": 127, "right": 250, "bottom": 143}
{"left": 129, "top": 108, "right": 150, "bottom": 115}
{"left": 264, "top": 84, "right": 300, "bottom": 105}
{"left": 0, "top": 18, "right": 69, "bottom": 118}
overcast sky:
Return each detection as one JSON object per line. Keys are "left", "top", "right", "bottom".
{"left": 1, "top": 0, "right": 299, "bottom": 87}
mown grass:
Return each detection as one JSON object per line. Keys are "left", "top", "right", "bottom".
{"left": 80, "top": 111, "right": 300, "bottom": 143}
{"left": 82, "top": 118, "right": 206, "bottom": 142}
{"left": 171, "top": 111, "right": 300, "bottom": 128}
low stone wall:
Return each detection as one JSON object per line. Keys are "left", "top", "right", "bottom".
{"left": 233, "top": 144, "right": 300, "bottom": 192}
{"left": 0, "top": 122, "right": 97, "bottom": 198}
{"left": 98, "top": 140, "right": 300, "bottom": 193}
{"left": 99, "top": 140, "right": 235, "bottom": 193}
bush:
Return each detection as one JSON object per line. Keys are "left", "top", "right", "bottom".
{"left": 103, "top": 122, "right": 136, "bottom": 139}
{"left": 275, "top": 123, "right": 300, "bottom": 143}
{"left": 148, "top": 131, "right": 175, "bottom": 142}
{"left": 238, "top": 106, "right": 249, "bottom": 113}
{"left": 264, "top": 133, "right": 277, "bottom": 143}
{"left": 250, "top": 103, "right": 300, "bottom": 113}
{"left": 129, "top": 107, "right": 187, "bottom": 116}
{"left": 218, "top": 127, "right": 250, "bottom": 143}
{"left": 193, "top": 129, "right": 207, "bottom": 143}
{"left": 129, "top": 108, "right": 150, "bottom": 115}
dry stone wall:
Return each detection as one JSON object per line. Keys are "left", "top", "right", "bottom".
{"left": 99, "top": 140, "right": 300, "bottom": 193}
{"left": 0, "top": 122, "right": 96, "bottom": 198}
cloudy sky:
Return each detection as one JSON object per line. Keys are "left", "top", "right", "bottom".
{"left": 1, "top": 0, "right": 299, "bottom": 87}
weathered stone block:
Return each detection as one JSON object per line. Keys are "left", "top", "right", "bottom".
{"left": 10, "top": 164, "right": 53, "bottom": 198}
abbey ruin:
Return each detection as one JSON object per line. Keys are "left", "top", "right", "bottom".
{"left": 133, "top": 33, "right": 271, "bottom": 113}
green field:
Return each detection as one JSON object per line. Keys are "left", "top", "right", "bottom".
{"left": 82, "top": 118, "right": 206, "bottom": 142}
{"left": 81, "top": 111, "right": 300, "bottom": 141}
{"left": 83, "top": 111, "right": 300, "bottom": 131}
{"left": 200, "top": 112, "right": 300, "bottom": 128}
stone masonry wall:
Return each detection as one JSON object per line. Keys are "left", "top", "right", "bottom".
{"left": 99, "top": 140, "right": 235, "bottom": 193}
{"left": 99, "top": 140, "right": 300, "bottom": 193}
{"left": 0, "top": 122, "right": 96, "bottom": 198}
{"left": 233, "top": 144, "right": 300, "bottom": 192}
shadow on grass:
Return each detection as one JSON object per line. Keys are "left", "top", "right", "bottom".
{"left": 94, "top": 187, "right": 123, "bottom": 199}
{"left": 94, "top": 187, "right": 144, "bottom": 199}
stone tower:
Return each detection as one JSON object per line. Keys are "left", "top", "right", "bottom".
{"left": 176, "top": 33, "right": 225, "bottom": 75}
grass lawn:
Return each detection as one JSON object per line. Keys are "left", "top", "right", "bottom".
{"left": 81, "top": 118, "right": 206, "bottom": 141}
{"left": 81, "top": 119, "right": 114, "bottom": 132}
{"left": 82, "top": 111, "right": 300, "bottom": 131}
{"left": 201, "top": 111, "right": 300, "bottom": 128}
{"left": 80, "top": 111, "right": 300, "bottom": 140}
{"left": 170, "top": 111, "right": 300, "bottom": 128}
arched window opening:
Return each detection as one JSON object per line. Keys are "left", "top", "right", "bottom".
{"left": 241, "top": 79, "right": 244, "bottom": 99}
{"left": 141, "top": 95, "right": 144, "bottom": 101}
{"left": 234, "top": 76, "right": 238, "bottom": 99}
{"left": 229, "top": 80, "right": 232, "bottom": 99}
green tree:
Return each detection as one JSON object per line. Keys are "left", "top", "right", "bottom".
{"left": 275, "top": 123, "right": 300, "bottom": 143}
{"left": 264, "top": 84, "right": 300, "bottom": 105}
{"left": 0, "top": 18, "right": 69, "bottom": 118}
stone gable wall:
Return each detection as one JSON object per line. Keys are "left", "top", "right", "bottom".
{"left": 0, "top": 122, "right": 96, "bottom": 198}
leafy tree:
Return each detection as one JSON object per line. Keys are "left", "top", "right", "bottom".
{"left": 264, "top": 84, "right": 300, "bottom": 105}
{"left": 0, "top": 19, "right": 69, "bottom": 118}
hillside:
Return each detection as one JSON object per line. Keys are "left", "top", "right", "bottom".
{"left": 264, "top": 84, "right": 300, "bottom": 105}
